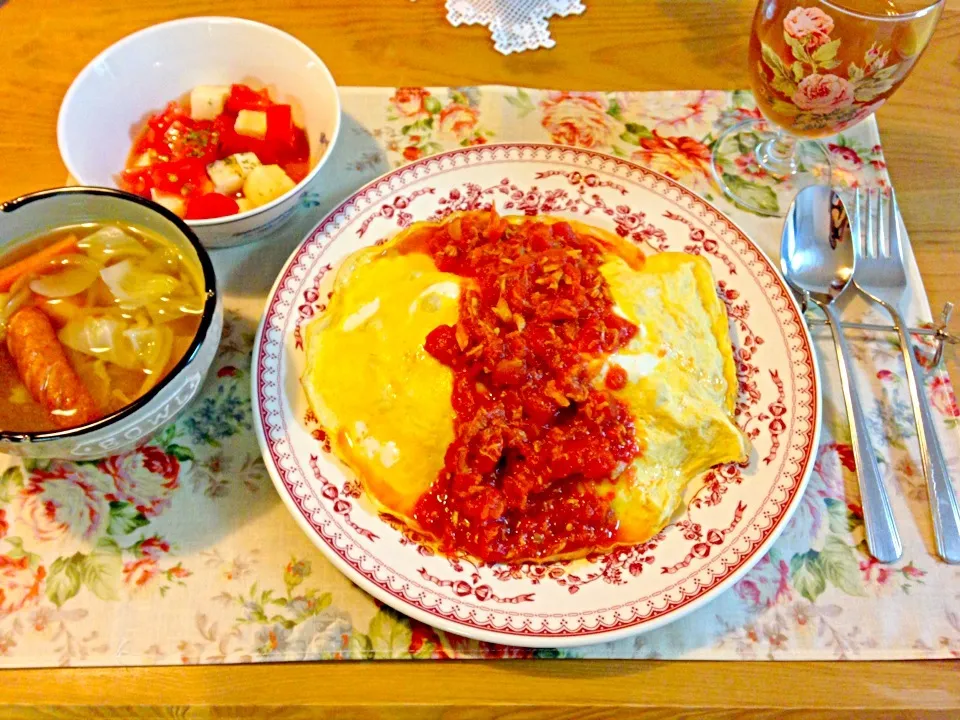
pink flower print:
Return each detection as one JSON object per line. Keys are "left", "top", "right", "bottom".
{"left": 540, "top": 92, "right": 615, "bottom": 149}
{"left": 733, "top": 553, "right": 791, "bottom": 610}
{"left": 859, "top": 556, "right": 892, "bottom": 586}
{"left": 136, "top": 535, "right": 171, "bottom": 560}
{"left": 0, "top": 556, "right": 45, "bottom": 616}
{"left": 20, "top": 463, "right": 110, "bottom": 543}
{"left": 100, "top": 445, "right": 180, "bottom": 517}
{"left": 783, "top": 7, "right": 835, "bottom": 53}
{"left": 122, "top": 557, "right": 159, "bottom": 589}
{"left": 0, "top": 509, "right": 7, "bottom": 540}
{"left": 390, "top": 87, "right": 430, "bottom": 118}
{"left": 828, "top": 143, "right": 863, "bottom": 170}
{"left": 615, "top": 90, "right": 725, "bottom": 133}
{"left": 864, "top": 44, "right": 890, "bottom": 73}
{"left": 793, "top": 74, "right": 854, "bottom": 115}
{"left": 437, "top": 103, "right": 479, "bottom": 138}
{"left": 929, "top": 376, "right": 960, "bottom": 418}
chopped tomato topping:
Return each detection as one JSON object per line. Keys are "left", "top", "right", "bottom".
{"left": 224, "top": 84, "right": 272, "bottom": 113}
{"left": 410, "top": 212, "right": 642, "bottom": 563}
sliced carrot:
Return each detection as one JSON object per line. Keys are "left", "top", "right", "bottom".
{"left": 0, "top": 235, "right": 80, "bottom": 292}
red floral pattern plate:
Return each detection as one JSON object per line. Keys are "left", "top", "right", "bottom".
{"left": 252, "top": 143, "right": 821, "bottom": 647}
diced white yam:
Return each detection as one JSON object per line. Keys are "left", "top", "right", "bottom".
{"left": 236, "top": 197, "right": 255, "bottom": 213}
{"left": 243, "top": 165, "right": 296, "bottom": 208}
{"left": 189, "top": 85, "right": 230, "bottom": 121}
{"left": 150, "top": 189, "right": 186, "bottom": 218}
{"left": 133, "top": 151, "right": 153, "bottom": 167}
{"left": 234, "top": 110, "right": 267, "bottom": 139}
{"left": 206, "top": 152, "right": 261, "bottom": 195}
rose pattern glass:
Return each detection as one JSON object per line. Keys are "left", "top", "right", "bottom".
{"left": 712, "top": 0, "right": 943, "bottom": 216}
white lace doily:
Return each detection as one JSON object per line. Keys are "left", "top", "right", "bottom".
{"left": 445, "top": 0, "right": 586, "bottom": 55}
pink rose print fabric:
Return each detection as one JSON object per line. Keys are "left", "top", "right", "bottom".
{"left": 1, "top": 87, "right": 958, "bottom": 667}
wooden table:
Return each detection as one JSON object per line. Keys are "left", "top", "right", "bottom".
{"left": 0, "top": 0, "right": 957, "bottom": 717}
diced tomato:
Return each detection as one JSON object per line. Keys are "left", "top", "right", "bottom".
{"left": 224, "top": 84, "right": 273, "bottom": 113}
{"left": 162, "top": 119, "right": 219, "bottom": 164}
{"left": 216, "top": 114, "right": 279, "bottom": 165}
{"left": 265, "top": 104, "right": 294, "bottom": 148}
{"left": 284, "top": 125, "right": 311, "bottom": 164}
{"left": 282, "top": 161, "right": 311, "bottom": 184}
{"left": 119, "top": 159, "right": 211, "bottom": 199}
{"left": 185, "top": 193, "right": 240, "bottom": 220}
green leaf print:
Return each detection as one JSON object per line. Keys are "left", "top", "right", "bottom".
{"left": 853, "top": 64, "right": 901, "bottom": 103}
{"left": 367, "top": 608, "right": 413, "bottom": 658}
{"left": 821, "top": 536, "right": 866, "bottom": 597}
{"left": 166, "top": 444, "right": 195, "bottom": 463}
{"left": 770, "top": 99, "right": 799, "bottom": 118}
{"left": 424, "top": 96, "right": 442, "bottom": 115}
{"left": 783, "top": 34, "right": 813, "bottom": 67}
{"left": 0, "top": 465, "right": 24, "bottom": 504}
{"left": 80, "top": 537, "right": 122, "bottom": 601}
{"left": 154, "top": 424, "right": 176, "bottom": 448}
{"left": 348, "top": 632, "right": 375, "bottom": 660}
{"left": 46, "top": 555, "right": 83, "bottom": 608}
{"left": 619, "top": 122, "right": 653, "bottom": 146}
{"left": 790, "top": 550, "right": 827, "bottom": 603}
{"left": 762, "top": 42, "right": 797, "bottom": 96}
{"left": 812, "top": 38, "right": 842, "bottom": 70}
{"left": 824, "top": 498, "right": 857, "bottom": 535}
{"left": 606, "top": 97, "right": 624, "bottom": 121}
{"left": 107, "top": 501, "right": 150, "bottom": 537}
{"left": 721, "top": 174, "right": 779, "bottom": 216}
{"left": 504, "top": 88, "right": 535, "bottom": 118}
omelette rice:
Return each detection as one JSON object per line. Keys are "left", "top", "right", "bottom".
{"left": 302, "top": 210, "right": 747, "bottom": 564}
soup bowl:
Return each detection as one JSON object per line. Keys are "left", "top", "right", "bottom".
{"left": 0, "top": 186, "right": 223, "bottom": 459}
{"left": 58, "top": 16, "right": 342, "bottom": 249}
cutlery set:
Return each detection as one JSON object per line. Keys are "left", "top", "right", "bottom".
{"left": 783, "top": 185, "right": 960, "bottom": 564}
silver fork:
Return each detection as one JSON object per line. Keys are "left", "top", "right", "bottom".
{"left": 852, "top": 187, "right": 960, "bottom": 564}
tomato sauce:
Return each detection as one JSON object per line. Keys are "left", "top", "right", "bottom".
{"left": 410, "top": 212, "right": 642, "bottom": 563}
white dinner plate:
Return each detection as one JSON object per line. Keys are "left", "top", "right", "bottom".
{"left": 252, "top": 143, "right": 821, "bottom": 647}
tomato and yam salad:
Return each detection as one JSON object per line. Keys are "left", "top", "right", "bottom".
{"left": 301, "top": 210, "right": 747, "bottom": 565}
{"left": 0, "top": 224, "right": 206, "bottom": 432}
{"left": 119, "top": 84, "right": 310, "bottom": 220}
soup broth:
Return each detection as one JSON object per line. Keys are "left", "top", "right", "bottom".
{"left": 0, "top": 223, "right": 206, "bottom": 433}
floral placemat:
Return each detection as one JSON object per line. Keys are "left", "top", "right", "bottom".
{"left": 1, "top": 86, "right": 958, "bottom": 666}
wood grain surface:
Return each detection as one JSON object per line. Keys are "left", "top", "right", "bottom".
{"left": 0, "top": 0, "right": 958, "bottom": 716}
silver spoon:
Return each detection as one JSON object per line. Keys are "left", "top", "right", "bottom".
{"left": 781, "top": 185, "right": 902, "bottom": 563}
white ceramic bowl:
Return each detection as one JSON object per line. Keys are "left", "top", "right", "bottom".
{"left": 57, "top": 17, "right": 341, "bottom": 249}
{"left": 0, "top": 187, "right": 223, "bottom": 460}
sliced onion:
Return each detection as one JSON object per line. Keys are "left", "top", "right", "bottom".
{"left": 30, "top": 268, "right": 98, "bottom": 298}
{"left": 145, "top": 294, "right": 206, "bottom": 324}
{"left": 78, "top": 226, "right": 149, "bottom": 263}
{"left": 126, "top": 325, "right": 174, "bottom": 394}
{"left": 59, "top": 315, "right": 140, "bottom": 370}
{"left": 137, "top": 245, "right": 181, "bottom": 274}
{"left": 99, "top": 260, "right": 179, "bottom": 307}
{"left": 125, "top": 325, "right": 173, "bottom": 369}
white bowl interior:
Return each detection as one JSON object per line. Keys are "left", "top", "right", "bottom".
{"left": 59, "top": 17, "right": 340, "bottom": 196}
